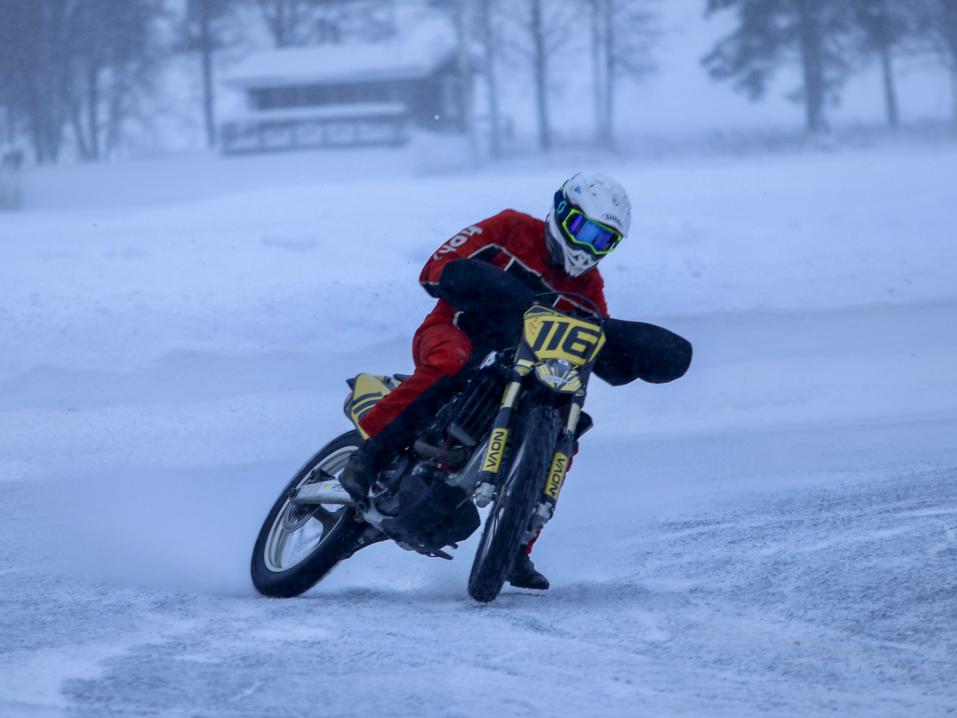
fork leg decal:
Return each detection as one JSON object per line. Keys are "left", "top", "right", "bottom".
{"left": 541, "top": 397, "right": 584, "bottom": 508}
{"left": 476, "top": 381, "right": 522, "bottom": 483}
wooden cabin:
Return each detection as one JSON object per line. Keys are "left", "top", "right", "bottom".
{"left": 220, "top": 26, "right": 464, "bottom": 154}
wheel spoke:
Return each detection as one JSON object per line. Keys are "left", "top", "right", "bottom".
{"left": 313, "top": 506, "right": 342, "bottom": 533}
{"left": 262, "top": 445, "right": 356, "bottom": 573}
{"left": 271, "top": 529, "right": 289, "bottom": 568}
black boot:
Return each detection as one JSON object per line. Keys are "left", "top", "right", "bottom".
{"left": 340, "top": 443, "right": 377, "bottom": 506}
{"left": 508, "top": 553, "right": 549, "bottom": 590}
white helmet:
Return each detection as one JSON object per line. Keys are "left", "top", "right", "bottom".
{"left": 545, "top": 173, "right": 632, "bottom": 276}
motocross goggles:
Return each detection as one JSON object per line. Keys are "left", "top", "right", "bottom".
{"left": 553, "top": 190, "right": 623, "bottom": 257}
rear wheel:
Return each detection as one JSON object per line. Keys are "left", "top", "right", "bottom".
{"left": 251, "top": 431, "right": 370, "bottom": 598}
{"left": 468, "top": 402, "right": 561, "bottom": 603}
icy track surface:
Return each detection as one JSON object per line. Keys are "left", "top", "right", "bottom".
{"left": 1, "top": 145, "right": 956, "bottom": 716}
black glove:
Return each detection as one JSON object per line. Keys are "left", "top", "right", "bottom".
{"left": 594, "top": 319, "right": 693, "bottom": 385}
{"left": 437, "top": 259, "right": 536, "bottom": 319}
{"left": 437, "top": 259, "right": 536, "bottom": 349}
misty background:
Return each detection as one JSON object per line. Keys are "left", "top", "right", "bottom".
{"left": 1, "top": 3, "right": 956, "bottom": 717}
{"left": 0, "top": 0, "right": 955, "bottom": 178}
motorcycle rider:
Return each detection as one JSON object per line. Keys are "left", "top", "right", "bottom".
{"left": 342, "top": 173, "right": 632, "bottom": 590}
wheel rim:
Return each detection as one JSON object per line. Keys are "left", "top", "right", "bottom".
{"left": 263, "top": 446, "right": 356, "bottom": 573}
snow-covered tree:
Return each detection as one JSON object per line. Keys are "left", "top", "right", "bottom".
{"left": 498, "top": 0, "right": 580, "bottom": 152}
{"left": 256, "top": 0, "right": 320, "bottom": 47}
{"left": 476, "top": 0, "right": 504, "bottom": 157}
{"left": 0, "top": 0, "right": 160, "bottom": 162}
{"left": 0, "top": 1, "right": 71, "bottom": 162}
{"left": 847, "top": 0, "right": 913, "bottom": 127}
{"left": 703, "top": 0, "right": 851, "bottom": 133}
{"left": 910, "top": 0, "right": 957, "bottom": 127}
{"left": 590, "top": 0, "right": 658, "bottom": 148}
{"left": 178, "top": 0, "right": 239, "bottom": 148}
{"left": 68, "top": 0, "right": 162, "bottom": 160}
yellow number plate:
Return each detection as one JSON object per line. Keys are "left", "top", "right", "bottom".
{"left": 523, "top": 306, "right": 606, "bottom": 367}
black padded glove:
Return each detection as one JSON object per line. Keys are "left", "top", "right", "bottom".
{"left": 594, "top": 319, "right": 693, "bottom": 385}
{"left": 437, "top": 259, "right": 536, "bottom": 320}
{"left": 436, "top": 259, "right": 536, "bottom": 350}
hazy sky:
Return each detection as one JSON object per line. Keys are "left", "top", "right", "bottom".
{"left": 626, "top": 2, "right": 952, "bottom": 133}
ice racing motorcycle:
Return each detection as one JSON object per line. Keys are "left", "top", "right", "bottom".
{"left": 250, "top": 294, "right": 691, "bottom": 603}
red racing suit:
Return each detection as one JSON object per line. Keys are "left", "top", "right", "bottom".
{"left": 357, "top": 209, "right": 608, "bottom": 438}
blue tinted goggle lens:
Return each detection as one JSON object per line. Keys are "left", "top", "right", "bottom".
{"left": 555, "top": 191, "right": 621, "bottom": 256}
{"left": 567, "top": 214, "right": 618, "bottom": 251}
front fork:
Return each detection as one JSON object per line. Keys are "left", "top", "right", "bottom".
{"left": 472, "top": 377, "right": 523, "bottom": 505}
{"left": 472, "top": 364, "right": 586, "bottom": 534}
{"left": 528, "top": 398, "right": 583, "bottom": 540}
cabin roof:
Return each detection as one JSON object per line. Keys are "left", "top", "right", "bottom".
{"left": 225, "top": 19, "right": 457, "bottom": 89}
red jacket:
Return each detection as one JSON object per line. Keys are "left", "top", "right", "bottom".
{"left": 418, "top": 210, "right": 608, "bottom": 337}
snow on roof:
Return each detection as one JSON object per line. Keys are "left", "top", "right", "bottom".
{"left": 225, "top": 20, "right": 457, "bottom": 88}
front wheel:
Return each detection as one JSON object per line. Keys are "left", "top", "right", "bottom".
{"left": 251, "top": 431, "right": 369, "bottom": 598}
{"left": 468, "top": 402, "right": 561, "bottom": 603}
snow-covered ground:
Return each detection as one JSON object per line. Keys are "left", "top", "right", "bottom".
{"left": 1, "top": 142, "right": 956, "bottom": 716}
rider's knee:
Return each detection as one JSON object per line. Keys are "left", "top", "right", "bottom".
{"left": 427, "top": 344, "right": 472, "bottom": 377}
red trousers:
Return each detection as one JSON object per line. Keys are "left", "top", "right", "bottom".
{"left": 358, "top": 322, "right": 473, "bottom": 438}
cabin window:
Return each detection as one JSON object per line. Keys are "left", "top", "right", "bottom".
{"left": 248, "top": 80, "right": 410, "bottom": 112}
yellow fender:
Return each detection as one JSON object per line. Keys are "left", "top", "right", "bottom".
{"left": 346, "top": 374, "right": 402, "bottom": 439}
